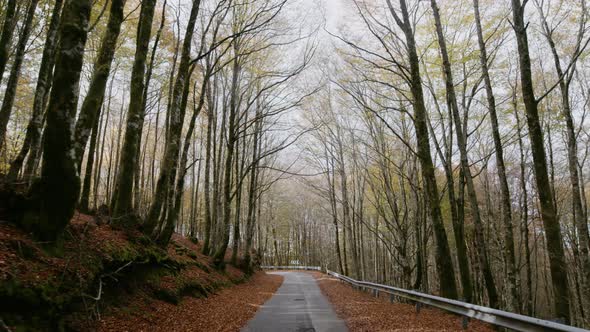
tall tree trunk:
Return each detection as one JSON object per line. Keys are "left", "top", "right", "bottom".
{"left": 510, "top": 0, "right": 570, "bottom": 323}
{"left": 390, "top": 0, "right": 458, "bottom": 299}
{"left": 158, "top": 69, "right": 207, "bottom": 246}
{"left": 430, "top": 0, "right": 498, "bottom": 308}
{"left": 427, "top": 90, "right": 473, "bottom": 302}
{"left": 231, "top": 111, "right": 247, "bottom": 265}
{"left": 112, "top": 0, "right": 157, "bottom": 224}
{"left": 472, "top": 0, "right": 518, "bottom": 311}
{"left": 244, "top": 107, "right": 262, "bottom": 270}
{"left": 134, "top": 0, "right": 167, "bottom": 212}
{"left": 24, "top": 0, "right": 92, "bottom": 242}
{"left": 202, "top": 77, "right": 214, "bottom": 254}
{"left": 144, "top": 0, "right": 201, "bottom": 236}
{"left": 0, "top": 0, "right": 39, "bottom": 151}
{"left": 79, "top": 105, "right": 101, "bottom": 212}
{"left": 73, "top": 0, "right": 126, "bottom": 167}
{"left": 538, "top": 5, "right": 590, "bottom": 312}
{"left": 328, "top": 154, "right": 344, "bottom": 274}
{"left": 337, "top": 134, "right": 359, "bottom": 278}
{"left": 213, "top": 43, "right": 240, "bottom": 267}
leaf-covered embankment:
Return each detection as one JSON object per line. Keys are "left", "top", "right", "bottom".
{"left": 0, "top": 211, "right": 259, "bottom": 331}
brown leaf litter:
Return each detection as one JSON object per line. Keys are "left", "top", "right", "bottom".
{"left": 312, "top": 272, "right": 493, "bottom": 332}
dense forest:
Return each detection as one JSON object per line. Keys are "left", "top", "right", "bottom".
{"left": 0, "top": 0, "right": 589, "bottom": 329}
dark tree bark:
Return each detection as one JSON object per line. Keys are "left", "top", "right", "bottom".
{"left": 336, "top": 125, "right": 360, "bottom": 278}
{"left": 0, "top": 0, "right": 39, "bottom": 151}
{"left": 428, "top": 98, "right": 473, "bottom": 303}
{"left": 0, "top": 0, "right": 17, "bottom": 86}
{"left": 23, "top": 0, "right": 92, "bottom": 242}
{"left": 472, "top": 0, "right": 519, "bottom": 311}
{"left": 513, "top": 87, "right": 533, "bottom": 315}
{"left": 134, "top": 0, "right": 168, "bottom": 211}
{"left": 510, "top": 0, "right": 570, "bottom": 323}
{"left": 243, "top": 106, "right": 262, "bottom": 270}
{"left": 387, "top": 0, "right": 458, "bottom": 299}
{"left": 111, "top": 0, "right": 157, "bottom": 224}
{"left": 430, "top": 0, "right": 498, "bottom": 308}
{"left": 144, "top": 0, "right": 201, "bottom": 236}
{"left": 202, "top": 77, "right": 215, "bottom": 254}
{"left": 73, "top": 0, "right": 126, "bottom": 167}
{"left": 537, "top": 3, "right": 590, "bottom": 311}
{"left": 79, "top": 105, "right": 102, "bottom": 212}
{"left": 231, "top": 111, "right": 247, "bottom": 265}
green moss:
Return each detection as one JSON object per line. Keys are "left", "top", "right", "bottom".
{"left": 0, "top": 219, "right": 250, "bottom": 331}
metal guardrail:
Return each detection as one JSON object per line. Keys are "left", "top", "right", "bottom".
{"left": 326, "top": 270, "right": 588, "bottom": 332}
{"left": 261, "top": 265, "right": 322, "bottom": 271}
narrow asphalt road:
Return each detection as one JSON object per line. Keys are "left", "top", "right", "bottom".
{"left": 242, "top": 271, "right": 348, "bottom": 332}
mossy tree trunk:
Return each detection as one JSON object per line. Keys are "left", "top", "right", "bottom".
{"left": 158, "top": 75, "right": 207, "bottom": 246}
{"left": 144, "top": 0, "right": 201, "bottom": 236}
{"left": 79, "top": 108, "right": 101, "bottom": 212}
{"left": 26, "top": 0, "right": 92, "bottom": 242}
{"left": 111, "top": 0, "right": 157, "bottom": 224}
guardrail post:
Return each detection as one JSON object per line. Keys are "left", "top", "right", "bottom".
{"left": 461, "top": 316, "right": 469, "bottom": 330}
{"left": 415, "top": 302, "right": 422, "bottom": 314}
{"left": 373, "top": 289, "right": 378, "bottom": 297}
{"left": 389, "top": 294, "right": 394, "bottom": 303}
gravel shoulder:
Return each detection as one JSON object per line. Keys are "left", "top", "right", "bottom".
{"left": 312, "top": 272, "right": 493, "bottom": 332}
{"left": 99, "top": 272, "right": 284, "bottom": 332}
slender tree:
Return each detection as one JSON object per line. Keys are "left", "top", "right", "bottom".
{"left": 510, "top": 0, "right": 570, "bottom": 323}
{"left": 111, "top": 0, "right": 157, "bottom": 224}
{"left": 0, "top": 0, "right": 40, "bottom": 151}
{"left": 0, "top": 0, "right": 17, "bottom": 86}
{"left": 472, "top": 0, "right": 519, "bottom": 311}
{"left": 73, "top": 0, "right": 127, "bottom": 167}
{"left": 387, "top": 0, "right": 458, "bottom": 299}
{"left": 144, "top": 0, "right": 201, "bottom": 236}
{"left": 7, "top": 0, "right": 64, "bottom": 181}
{"left": 430, "top": 0, "right": 498, "bottom": 308}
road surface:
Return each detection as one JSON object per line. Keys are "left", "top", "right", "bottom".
{"left": 242, "top": 271, "right": 348, "bottom": 332}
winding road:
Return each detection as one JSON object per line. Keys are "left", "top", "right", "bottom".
{"left": 242, "top": 271, "right": 348, "bottom": 332}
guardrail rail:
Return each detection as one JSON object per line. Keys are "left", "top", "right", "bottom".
{"left": 260, "top": 266, "right": 587, "bottom": 331}
{"left": 260, "top": 265, "right": 321, "bottom": 271}
{"left": 326, "top": 270, "right": 588, "bottom": 332}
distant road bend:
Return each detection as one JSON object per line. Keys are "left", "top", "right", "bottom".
{"left": 242, "top": 272, "right": 348, "bottom": 332}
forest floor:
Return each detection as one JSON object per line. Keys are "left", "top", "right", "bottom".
{"left": 98, "top": 271, "right": 283, "bottom": 331}
{"left": 0, "top": 211, "right": 268, "bottom": 331}
{"left": 312, "top": 272, "right": 494, "bottom": 332}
